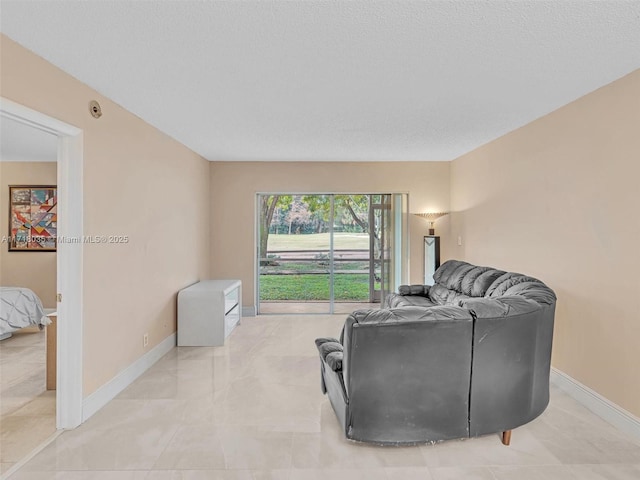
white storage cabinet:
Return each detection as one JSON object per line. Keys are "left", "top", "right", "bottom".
{"left": 177, "top": 280, "right": 241, "bottom": 346}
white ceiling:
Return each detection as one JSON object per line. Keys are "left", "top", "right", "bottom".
{"left": 0, "top": 116, "right": 58, "bottom": 162}
{"left": 1, "top": 1, "right": 639, "bottom": 162}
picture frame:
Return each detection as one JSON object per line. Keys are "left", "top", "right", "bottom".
{"left": 8, "top": 185, "right": 57, "bottom": 252}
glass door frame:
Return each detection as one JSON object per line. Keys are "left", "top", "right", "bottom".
{"left": 255, "top": 192, "right": 409, "bottom": 315}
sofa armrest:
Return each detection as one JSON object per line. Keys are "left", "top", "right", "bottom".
{"left": 315, "top": 338, "right": 343, "bottom": 372}
{"left": 398, "top": 284, "right": 431, "bottom": 296}
{"left": 315, "top": 337, "right": 340, "bottom": 347}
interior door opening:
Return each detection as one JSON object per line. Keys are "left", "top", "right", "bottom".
{"left": 257, "top": 193, "right": 408, "bottom": 315}
{"left": 1, "top": 97, "right": 84, "bottom": 435}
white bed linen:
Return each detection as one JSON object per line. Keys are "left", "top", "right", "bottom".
{"left": 0, "top": 287, "right": 50, "bottom": 335}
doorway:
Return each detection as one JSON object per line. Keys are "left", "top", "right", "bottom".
{"left": 257, "top": 193, "right": 408, "bottom": 314}
{"left": 0, "top": 97, "right": 84, "bottom": 434}
{"left": 0, "top": 117, "right": 58, "bottom": 474}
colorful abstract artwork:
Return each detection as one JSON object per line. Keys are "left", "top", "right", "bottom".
{"left": 8, "top": 186, "right": 57, "bottom": 251}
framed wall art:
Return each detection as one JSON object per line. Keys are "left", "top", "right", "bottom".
{"left": 8, "top": 185, "right": 57, "bottom": 252}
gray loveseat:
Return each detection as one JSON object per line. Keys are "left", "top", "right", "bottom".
{"left": 315, "top": 259, "right": 556, "bottom": 445}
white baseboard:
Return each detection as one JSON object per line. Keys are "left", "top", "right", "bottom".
{"left": 242, "top": 305, "right": 256, "bottom": 317}
{"left": 81, "top": 333, "right": 176, "bottom": 422}
{"left": 550, "top": 367, "right": 640, "bottom": 440}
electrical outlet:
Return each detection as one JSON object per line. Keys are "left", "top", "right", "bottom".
{"left": 143, "top": 333, "right": 149, "bottom": 347}
{"left": 457, "top": 236, "right": 463, "bottom": 246}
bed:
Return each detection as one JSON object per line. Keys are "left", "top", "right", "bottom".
{"left": 0, "top": 287, "right": 51, "bottom": 340}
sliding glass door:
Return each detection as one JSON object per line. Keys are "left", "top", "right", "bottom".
{"left": 257, "top": 193, "right": 408, "bottom": 315}
{"left": 332, "top": 195, "right": 374, "bottom": 315}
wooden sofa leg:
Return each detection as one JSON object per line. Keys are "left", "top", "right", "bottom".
{"left": 501, "top": 430, "right": 512, "bottom": 446}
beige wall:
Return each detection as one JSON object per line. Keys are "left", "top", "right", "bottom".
{"left": 448, "top": 69, "right": 640, "bottom": 417}
{"left": 0, "top": 162, "right": 57, "bottom": 307}
{"left": 6, "top": 29, "right": 636, "bottom": 421}
{"left": 1, "top": 35, "right": 211, "bottom": 396}
{"left": 210, "top": 161, "right": 450, "bottom": 307}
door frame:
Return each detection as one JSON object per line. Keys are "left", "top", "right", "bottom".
{"left": 1, "top": 97, "right": 84, "bottom": 429}
{"left": 255, "top": 192, "right": 409, "bottom": 315}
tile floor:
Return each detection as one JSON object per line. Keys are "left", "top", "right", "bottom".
{"left": 7, "top": 315, "right": 640, "bottom": 479}
{"left": 0, "top": 328, "right": 56, "bottom": 475}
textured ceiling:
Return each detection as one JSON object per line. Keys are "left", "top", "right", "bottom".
{"left": 1, "top": 1, "right": 639, "bottom": 162}
{"left": 0, "top": 117, "right": 57, "bottom": 162}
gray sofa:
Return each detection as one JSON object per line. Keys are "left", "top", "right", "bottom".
{"left": 315, "top": 259, "right": 556, "bottom": 445}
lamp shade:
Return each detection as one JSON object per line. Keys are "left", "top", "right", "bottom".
{"left": 415, "top": 212, "right": 449, "bottom": 235}
{"left": 414, "top": 212, "right": 449, "bottom": 222}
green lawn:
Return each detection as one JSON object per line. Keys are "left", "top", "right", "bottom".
{"left": 267, "top": 232, "right": 369, "bottom": 251}
{"left": 259, "top": 273, "right": 377, "bottom": 301}
{"left": 262, "top": 233, "right": 376, "bottom": 301}
{"left": 261, "top": 261, "right": 370, "bottom": 274}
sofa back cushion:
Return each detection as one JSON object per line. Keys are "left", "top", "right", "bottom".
{"left": 427, "top": 284, "right": 454, "bottom": 305}
{"left": 433, "top": 261, "right": 471, "bottom": 290}
{"left": 433, "top": 260, "right": 506, "bottom": 299}
{"left": 433, "top": 260, "right": 555, "bottom": 306}
{"left": 341, "top": 305, "right": 474, "bottom": 443}
{"left": 485, "top": 272, "right": 556, "bottom": 306}
{"left": 468, "top": 269, "right": 507, "bottom": 297}
{"left": 341, "top": 306, "right": 473, "bottom": 395}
